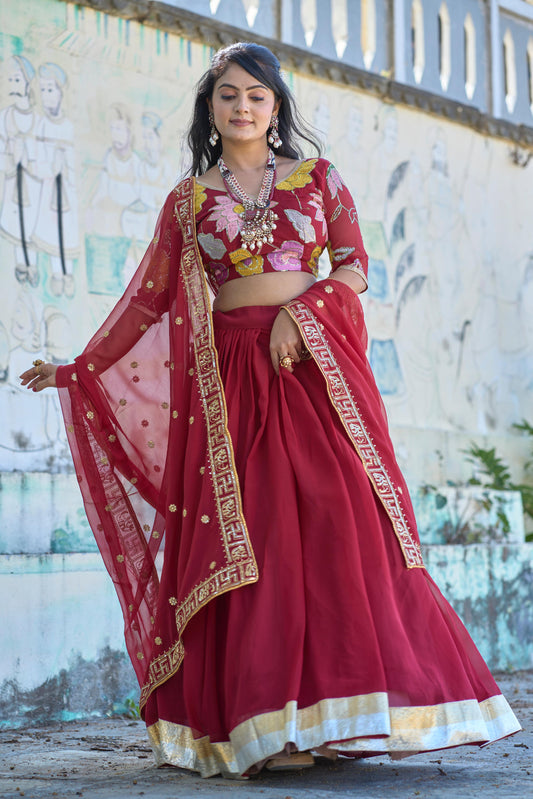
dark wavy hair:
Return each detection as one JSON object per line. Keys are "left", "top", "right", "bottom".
{"left": 186, "top": 42, "right": 322, "bottom": 176}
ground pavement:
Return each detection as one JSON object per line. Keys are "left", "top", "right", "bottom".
{"left": 1, "top": 671, "right": 531, "bottom": 799}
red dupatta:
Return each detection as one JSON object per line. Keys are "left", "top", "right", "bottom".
{"left": 283, "top": 279, "right": 424, "bottom": 571}
{"left": 56, "top": 179, "right": 258, "bottom": 710}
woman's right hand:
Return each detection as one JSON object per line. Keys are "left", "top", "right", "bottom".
{"left": 19, "top": 362, "right": 58, "bottom": 392}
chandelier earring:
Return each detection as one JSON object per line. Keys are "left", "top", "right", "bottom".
{"left": 208, "top": 112, "right": 219, "bottom": 146}
{"left": 268, "top": 115, "right": 282, "bottom": 149}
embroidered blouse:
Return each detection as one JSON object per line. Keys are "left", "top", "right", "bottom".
{"left": 194, "top": 157, "right": 368, "bottom": 294}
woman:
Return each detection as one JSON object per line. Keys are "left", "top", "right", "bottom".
{"left": 20, "top": 42, "right": 520, "bottom": 778}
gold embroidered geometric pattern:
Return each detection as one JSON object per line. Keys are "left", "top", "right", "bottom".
{"left": 139, "top": 179, "right": 258, "bottom": 711}
{"left": 285, "top": 299, "right": 424, "bottom": 570}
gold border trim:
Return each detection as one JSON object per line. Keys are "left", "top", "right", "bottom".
{"left": 139, "top": 180, "right": 258, "bottom": 708}
{"left": 147, "top": 692, "right": 520, "bottom": 778}
{"left": 283, "top": 298, "right": 424, "bottom": 569}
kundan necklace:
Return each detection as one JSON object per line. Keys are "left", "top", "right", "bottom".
{"left": 217, "top": 149, "right": 278, "bottom": 251}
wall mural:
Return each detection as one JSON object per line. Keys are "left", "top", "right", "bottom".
{"left": 0, "top": 0, "right": 532, "bottom": 476}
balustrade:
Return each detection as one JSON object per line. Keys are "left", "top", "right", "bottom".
{"left": 68, "top": 0, "right": 533, "bottom": 127}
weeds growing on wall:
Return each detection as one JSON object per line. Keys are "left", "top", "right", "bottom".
{"left": 421, "top": 420, "right": 533, "bottom": 544}
{"left": 465, "top": 420, "right": 533, "bottom": 542}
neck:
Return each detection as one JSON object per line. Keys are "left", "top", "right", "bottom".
{"left": 219, "top": 140, "right": 270, "bottom": 172}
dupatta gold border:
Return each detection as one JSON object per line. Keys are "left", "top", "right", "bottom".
{"left": 283, "top": 297, "right": 424, "bottom": 570}
{"left": 139, "top": 179, "right": 258, "bottom": 709}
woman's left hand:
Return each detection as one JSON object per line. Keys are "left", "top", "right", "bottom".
{"left": 270, "top": 308, "right": 304, "bottom": 375}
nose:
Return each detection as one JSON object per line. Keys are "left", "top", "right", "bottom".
{"left": 234, "top": 94, "right": 249, "bottom": 114}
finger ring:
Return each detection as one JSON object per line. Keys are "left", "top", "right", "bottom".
{"left": 279, "top": 355, "right": 294, "bottom": 369}
{"left": 33, "top": 359, "right": 44, "bottom": 375}
{"left": 299, "top": 347, "right": 311, "bottom": 360}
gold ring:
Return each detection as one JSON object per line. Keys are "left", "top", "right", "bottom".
{"left": 279, "top": 355, "right": 294, "bottom": 369}
{"left": 33, "top": 359, "right": 44, "bottom": 375}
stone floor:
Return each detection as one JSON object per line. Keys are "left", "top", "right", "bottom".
{"left": 1, "top": 671, "right": 531, "bottom": 799}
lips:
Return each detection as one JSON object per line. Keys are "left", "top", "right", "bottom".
{"left": 231, "top": 120, "right": 252, "bottom": 126}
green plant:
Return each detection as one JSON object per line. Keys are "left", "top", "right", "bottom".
{"left": 108, "top": 696, "right": 141, "bottom": 719}
{"left": 462, "top": 421, "right": 533, "bottom": 542}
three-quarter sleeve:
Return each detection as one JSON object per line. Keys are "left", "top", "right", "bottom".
{"left": 319, "top": 161, "right": 368, "bottom": 289}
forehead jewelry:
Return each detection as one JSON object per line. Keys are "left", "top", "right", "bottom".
{"left": 218, "top": 148, "right": 278, "bottom": 252}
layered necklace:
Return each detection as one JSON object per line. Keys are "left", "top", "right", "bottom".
{"left": 217, "top": 149, "right": 278, "bottom": 251}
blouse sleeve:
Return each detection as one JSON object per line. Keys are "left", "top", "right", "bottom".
{"left": 56, "top": 190, "right": 176, "bottom": 386}
{"left": 319, "top": 161, "right": 368, "bottom": 290}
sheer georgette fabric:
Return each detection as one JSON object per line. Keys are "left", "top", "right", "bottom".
{"left": 56, "top": 179, "right": 520, "bottom": 777}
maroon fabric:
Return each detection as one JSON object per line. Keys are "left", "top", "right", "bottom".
{"left": 57, "top": 181, "right": 258, "bottom": 700}
{"left": 145, "top": 301, "right": 501, "bottom": 742}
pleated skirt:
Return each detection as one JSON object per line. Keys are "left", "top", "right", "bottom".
{"left": 144, "top": 304, "right": 520, "bottom": 777}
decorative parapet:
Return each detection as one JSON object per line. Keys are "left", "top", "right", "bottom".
{"left": 61, "top": 0, "right": 533, "bottom": 149}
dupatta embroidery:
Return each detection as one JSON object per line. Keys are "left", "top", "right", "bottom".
{"left": 283, "top": 281, "right": 424, "bottom": 570}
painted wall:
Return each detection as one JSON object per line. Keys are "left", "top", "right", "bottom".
{"left": 0, "top": 0, "right": 532, "bottom": 725}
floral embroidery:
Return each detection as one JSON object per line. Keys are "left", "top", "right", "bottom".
{"left": 207, "top": 261, "right": 229, "bottom": 286}
{"left": 161, "top": 402, "right": 169, "bottom": 409}
{"left": 175, "top": 316, "right": 183, "bottom": 325}
{"left": 276, "top": 159, "right": 317, "bottom": 191}
{"left": 86, "top": 411, "right": 94, "bottom": 420}
{"left": 155, "top": 636, "right": 162, "bottom": 646}
{"left": 230, "top": 248, "right": 264, "bottom": 277}
{"left": 198, "top": 232, "right": 226, "bottom": 260}
{"left": 308, "top": 190, "right": 327, "bottom": 237}
{"left": 201, "top": 515, "right": 210, "bottom": 523}
{"left": 284, "top": 209, "right": 316, "bottom": 243}
{"left": 326, "top": 163, "right": 344, "bottom": 198}
{"left": 325, "top": 285, "right": 334, "bottom": 293}
{"left": 169, "top": 504, "right": 177, "bottom": 512}
{"left": 308, "top": 244, "right": 322, "bottom": 278}
{"left": 207, "top": 195, "right": 244, "bottom": 241}
{"left": 328, "top": 243, "right": 356, "bottom": 264}
{"left": 139, "top": 324, "right": 148, "bottom": 331}
{"left": 267, "top": 240, "right": 304, "bottom": 271}
{"left": 87, "top": 363, "right": 95, "bottom": 372}
{"left": 116, "top": 554, "right": 125, "bottom": 562}
{"left": 141, "top": 419, "right": 149, "bottom": 427}
{"left": 194, "top": 184, "right": 207, "bottom": 215}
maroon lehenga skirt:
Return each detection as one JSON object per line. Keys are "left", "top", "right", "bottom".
{"left": 144, "top": 304, "right": 520, "bottom": 777}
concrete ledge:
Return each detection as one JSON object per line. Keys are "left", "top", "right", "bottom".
{"left": 423, "top": 544, "right": 533, "bottom": 671}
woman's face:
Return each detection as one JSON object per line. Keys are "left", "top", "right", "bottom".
{"left": 209, "top": 63, "right": 280, "bottom": 147}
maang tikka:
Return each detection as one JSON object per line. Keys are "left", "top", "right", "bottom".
{"left": 268, "top": 115, "right": 282, "bottom": 149}
{"left": 209, "top": 112, "right": 219, "bottom": 146}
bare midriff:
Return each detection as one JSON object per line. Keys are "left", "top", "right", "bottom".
{"left": 212, "top": 271, "right": 317, "bottom": 312}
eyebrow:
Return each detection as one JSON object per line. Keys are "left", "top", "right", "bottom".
{"left": 217, "top": 83, "right": 268, "bottom": 91}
